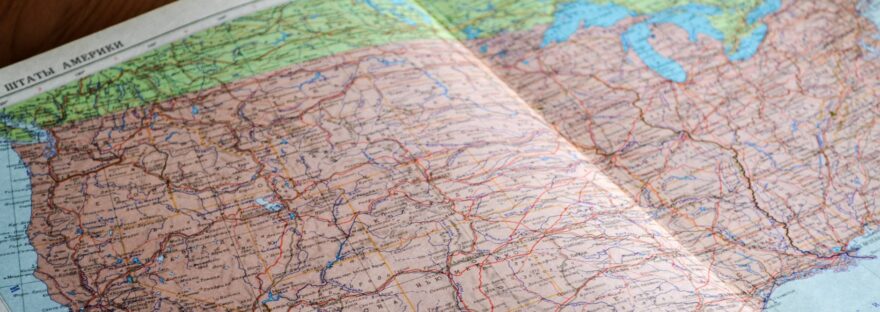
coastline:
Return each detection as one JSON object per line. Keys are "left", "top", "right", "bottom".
{"left": 764, "top": 228, "right": 880, "bottom": 311}
{"left": 0, "top": 140, "right": 65, "bottom": 311}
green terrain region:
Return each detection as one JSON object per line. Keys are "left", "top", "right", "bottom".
{"left": 1, "top": 0, "right": 772, "bottom": 141}
{"left": 0, "top": 0, "right": 450, "bottom": 141}
{"left": 422, "top": 0, "right": 768, "bottom": 50}
{"left": 416, "top": 0, "right": 557, "bottom": 40}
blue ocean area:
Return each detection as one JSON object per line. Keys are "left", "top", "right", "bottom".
{"left": 865, "top": 0, "right": 880, "bottom": 28}
{"left": 765, "top": 228, "right": 880, "bottom": 311}
{"left": 859, "top": 0, "right": 880, "bottom": 58}
{"left": 540, "top": 0, "right": 782, "bottom": 82}
{"left": 0, "top": 140, "right": 66, "bottom": 311}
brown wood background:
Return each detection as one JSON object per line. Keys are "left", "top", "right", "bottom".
{"left": 0, "top": 0, "right": 175, "bottom": 68}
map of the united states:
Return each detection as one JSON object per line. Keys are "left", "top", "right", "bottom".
{"left": 1, "top": 0, "right": 879, "bottom": 310}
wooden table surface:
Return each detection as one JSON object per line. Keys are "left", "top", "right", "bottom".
{"left": 0, "top": 0, "right": 175, "bottom": 68}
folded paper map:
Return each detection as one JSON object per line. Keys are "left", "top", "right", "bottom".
{"left": 1, "top": 0, "right": 879, "bottom": 310}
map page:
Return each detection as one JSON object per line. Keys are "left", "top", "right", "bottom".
{"left": 0, "top": 0, "right": 879, "bottom": 311}
{"left": 419, "top": 0, "right": 880, "bottom": 310}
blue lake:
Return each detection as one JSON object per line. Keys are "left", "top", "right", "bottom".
{"left": 256, "top": 196, "right": 284, "bottom": 212}
{"left": 765, "top": 228, "right": 880, "bottom": 311}
{"left": 0, "top": 140, "right": 66, "bottom": 311}
{"left": 621, "top": 23, "right": 687, "bottom": 82}
{"left": 540, "top": 0, "right": 781, "bottom": 82}
{"left": 541, "top": 1, "right": 634, "bottom": 47}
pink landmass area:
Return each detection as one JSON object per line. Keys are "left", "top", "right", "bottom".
{"left": 467, "top": 0, "right": 880, "bottom": 304}
{"left": 15, "top": 40, "right": 751, "bottom": 310}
